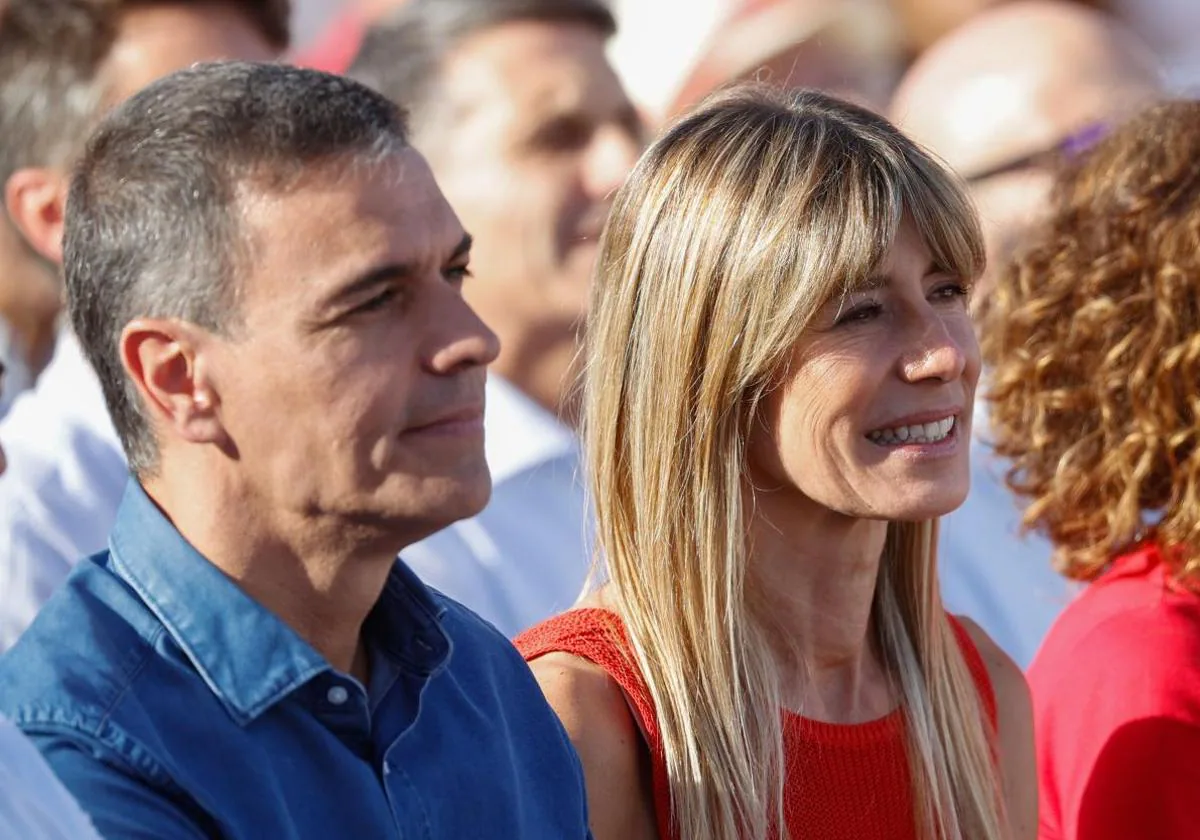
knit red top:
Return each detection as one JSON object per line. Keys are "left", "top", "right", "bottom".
{"left": 516, "top": 608, "right": 996, "bottom": 840}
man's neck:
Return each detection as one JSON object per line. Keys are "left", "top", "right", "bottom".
{"left": 142, "top": 471, "right": 399, "bottom": 682}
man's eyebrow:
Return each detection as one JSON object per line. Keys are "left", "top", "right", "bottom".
{"left": 322, "top": 262, "right": 413, "bottom": 312}
{"left": 449, "top": 232, "right": 473, "bottom": 262}
{"left": 320, "top": 233, "right": 473, "bottom": 313}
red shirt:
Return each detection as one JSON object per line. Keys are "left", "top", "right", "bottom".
{"left": 1030, "top": 543, "right": 1200, "bottom": 839}
{"left": 517, "top": 608, "right": 996, "bottom": 840}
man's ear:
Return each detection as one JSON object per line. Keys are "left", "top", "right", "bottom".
{"left": 119, "top": 318, "right": 228, "bottom": 448}
{"left": 5, "top": 167, "right": 69, "bottom": 265}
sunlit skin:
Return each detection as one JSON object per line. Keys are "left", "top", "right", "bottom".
{"left": 424, "top": 20, "right": 643, "bottom": 418}
{"left": 733, "top": 214, "right": 980, "bottom": 721}
{"left": 748, "top": 215, "right": 980, "bottom": 527}
{"left": 131, "top": 149, "right": 499, "bottom": 676}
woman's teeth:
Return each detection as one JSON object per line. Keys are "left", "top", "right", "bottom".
{"left": 867, "top": 416, "right": 955, "bottom": 446}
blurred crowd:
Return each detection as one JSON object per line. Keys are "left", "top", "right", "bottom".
{"left": 0, "top": 0, "right": 1197, "bottom": 838}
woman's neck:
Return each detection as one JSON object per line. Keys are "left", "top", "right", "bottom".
{"left": 748, "top": 489, "right": 895, "bottom": 723}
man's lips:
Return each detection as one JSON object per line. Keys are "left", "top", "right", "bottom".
{"left": 403, "top": 406, "right": 485, "bottom": 437}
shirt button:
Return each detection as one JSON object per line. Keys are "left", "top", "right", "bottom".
{"left": 326, "top": 685, "right": 349, "bottom": 705}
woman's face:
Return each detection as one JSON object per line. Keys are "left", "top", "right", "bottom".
{"left": 748, "top": 216, "right": 980, "bottom": 521}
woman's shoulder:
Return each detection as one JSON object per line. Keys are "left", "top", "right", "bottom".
{"left": 950, "top": 614, "right": 1029, "bottom": 724}
{"left": 951, "top": 615, "right": 1038, "bottom": 840}
{"left": 519, "top": 592, "right": 652, "bottom": 758}
{"left": 524, "top": 602, "right": 661, "bottom": 840}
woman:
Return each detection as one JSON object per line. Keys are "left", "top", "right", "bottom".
{"left": 515, "top": 86, "right": 1035, "bottom": 840}
{"left": 984, "top": 100, "right": 1200, "bottom": 840}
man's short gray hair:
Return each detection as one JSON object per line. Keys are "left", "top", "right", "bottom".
{"left": 64, "top": 61, "right": 410, "bottom": 475}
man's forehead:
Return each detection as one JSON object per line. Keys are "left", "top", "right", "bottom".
{"left": 101, "top": 4, "right": 278, "bottom": 105}
{"left": 926, "top": 71, "right": 1151, "bottom": 176}
{"left": 893, "top": 5, "right": 1160, "bottom": 176}
{"left": 238, "top": 151, "right": 463, "bottom": 277}
{"left": 440, "top": 20, "right": 621, "bottom": 119}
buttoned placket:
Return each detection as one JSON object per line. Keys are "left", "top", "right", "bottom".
{"left": 312, "top": 673, "right": 374, "bottom": 761}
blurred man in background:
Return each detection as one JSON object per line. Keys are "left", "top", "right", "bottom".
{"left": 349, "top": 0, "right": 643, "bottom": 636}
{"left": 0, "top": 0, "right": 289, "bottom": 652}
{"left": 0, "top": 360, "right": 101, "bottom": 839}
{"left": 890, "top": 0, "right": 1162, "bottom": 666}
{"left": 0, "top": 1, "right": 287, "bottom": 415}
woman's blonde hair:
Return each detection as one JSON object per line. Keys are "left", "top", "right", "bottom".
{"left": 983, "top": 99, "right": 1200, "bottom": 583}
{"left": 585, "top": 85, "right": 1003, "bottom": 839}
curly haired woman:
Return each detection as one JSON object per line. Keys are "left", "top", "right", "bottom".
{"left": 984, "top": 99, "right": 1200, "bottom": 840}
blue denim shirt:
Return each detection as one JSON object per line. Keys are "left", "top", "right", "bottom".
{"left": 0, "top": 482, "right": 591, "bottom": 839}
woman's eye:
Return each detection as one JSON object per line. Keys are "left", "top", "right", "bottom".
{"left": 834, "top": 302, "right": 883, "bottom": 326}
{"left": 931, "top": 282, "right": 970, "bottom": 302}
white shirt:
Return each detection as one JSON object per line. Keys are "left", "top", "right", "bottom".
{"left": 938, "top": 400, "right": 1078, "bottom": 668}
{"left": 0, "top": 329, "right": 126, "bottom": 652}
{"left": 0, "top": 714, "right": 102, "bottom": 839}
{"left": 402, "top": 375, "right": 591, "bottom": 637}
{"left": 0, "top": 317, "right": 34, "bottom": 419}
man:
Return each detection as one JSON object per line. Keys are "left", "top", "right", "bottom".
{"left": 0, "top": 362, "right": 102, "bottom": 840}
{"left": 349, "top": 0, "right": 643, "bottom": 636}
{"left": 0, "top": 0, "right": 288, "bottom": 650}
{"left": 0, "top": 61, "right": 591, "bottom": 839}
{"left": 891, "top": 0, "right": 1159, "bottom": 308}
{"left": 889, "top": 0, "right": 1162, "bottom": 667}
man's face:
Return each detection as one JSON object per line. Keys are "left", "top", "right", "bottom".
{"left": 203, "top": 150, "right": 499, "bottom": 547}
{"left": 425, "top": 20, "right": 643, "bottom": 336}
{"left": 103, "top": 2, "right": 278, "bottom": 103}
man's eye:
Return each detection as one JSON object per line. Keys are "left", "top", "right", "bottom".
{"left": 530, "top": 116, "right": 592, "bottom": 152}
{"left": 445, "top": 266, "right": 473, "bottom": 284}
{"left": 355, "top": 287, "right": 400, "bottom": 313}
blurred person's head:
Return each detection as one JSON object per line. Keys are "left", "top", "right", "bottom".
{"left": 589, "top": 85, "right": 1005, "bottom": 838}
{"left": 890, "top": 0, "right": 1160, "bottom": 314}
{"left": 888, "top": 0, "right": 1114, "bottom": 56}
{"left": 66, "top": 61, "right": 498, "bottom": 552}
{"left": 983, "top": 100, "right": 1200, "bottom": 584}
{"left": 349, "top": 0, "right": 642, "bottom": 420}
{"left": 0, "top": 0, "right": 289, "bottom": 377}
{"left": 668, "top": 0, "right": 903, "bottom": 117}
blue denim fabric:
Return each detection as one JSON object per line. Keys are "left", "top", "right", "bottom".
{"left": 0, "top": 481, "right": 591, "bottom": 839}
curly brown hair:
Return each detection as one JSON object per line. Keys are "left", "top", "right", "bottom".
{"left": 982, "top": 99, "right": 1200, "bottom": 582}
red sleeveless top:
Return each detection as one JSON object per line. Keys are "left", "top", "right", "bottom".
{"left": 516, "top": 609, "right": 997, "bottom": 840}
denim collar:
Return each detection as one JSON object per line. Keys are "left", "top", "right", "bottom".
{"left": 108, "top": 481, "right": 452, "bottom": 726}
